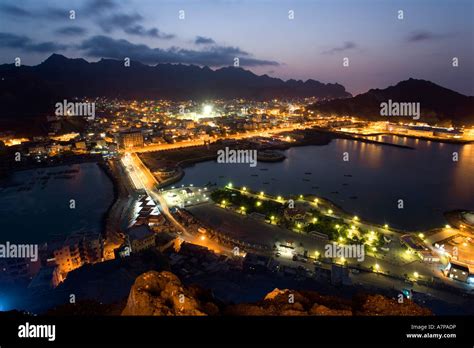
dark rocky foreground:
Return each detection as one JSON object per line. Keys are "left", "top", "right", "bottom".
{"left": 120, "top": 271, "right": 432, "bottom": 316}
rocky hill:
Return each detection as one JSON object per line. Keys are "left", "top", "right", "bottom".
{"left": 121, "top": 271, "right": 432, "bottom": 316}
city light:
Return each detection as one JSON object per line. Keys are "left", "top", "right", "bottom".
{"left": 202, "top": 104, "right": 213, "bottom": 116}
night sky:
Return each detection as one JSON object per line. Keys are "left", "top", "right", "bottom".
{"left": 0, "top": 0, "right": 472, "bottom": 95}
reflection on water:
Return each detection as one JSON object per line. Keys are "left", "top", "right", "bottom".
{"left": 0, "top": 162, "right": 114, "bottom": 243}
{"left": 176, "top": 136, "right": 474, "bottom": 230}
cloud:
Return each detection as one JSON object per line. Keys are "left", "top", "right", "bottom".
{"left": 0, "top": 4, "right": 31, "bottom": 17}
{"left": 124, "top": 25, "right": 174, "bottom": 39}
{"left": 56, "top": 26, "right": 87, "bottom": 36}
{"left": 84, "top": 0, "right": 118, "bottom": 13}
{"left": 406, "top": 30, "right": 448, "bottom": 42}
{"left": 322, "top": 41, "right": 357, "bottom": 54}
{"left": 195, "top": 36, "right": 216, "bottom": 45}
{"left": 0, "top": 3, "right": 67, "bottom": 20}
{"left": 79, "top": 35, "right": 279, "bottom": 67}
{"left": 99, "top": 13, "right": 143, "bottom": 32}
{"left": 0, "top": 32, "right": 68, "bottom": 52}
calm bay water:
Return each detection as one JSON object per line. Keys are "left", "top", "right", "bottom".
{"left": 176, "top": 135, "right": 474, "bottom": 230}
{"left": 0, "top": 162, "right": 114, "bottom": 244}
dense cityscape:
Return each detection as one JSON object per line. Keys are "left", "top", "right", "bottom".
{"left": 0, "top": 0, "right": 473, "bottom": 346}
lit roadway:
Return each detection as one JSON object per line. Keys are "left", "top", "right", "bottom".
{"left": 130, "top": 124, "right": 307, "bottom": 153}
{"left": 121, "top": 152, "right": 234, "bottom": 255}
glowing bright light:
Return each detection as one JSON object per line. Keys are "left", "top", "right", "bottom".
{"left": 445, "top": 224, "right": 451, "bottom": 229}
{"left": 203, "top": 104, "right": 213, "bottom": 116}
{"left": 413, "top": 272, "right": 419, "bottom": 278}
{"left": 384, "top": 224, "right": 389, "bottom": 229}
{"left": 418, "top": 233, "right": 424, "bottom": 239}
{"left": 242, "top": 187, "right": 247, "bottom": 191}
{"left": 328, "top": 209, "right": 333, "bottom": 214}
{"left": 312, "top": 218, "right": 318, "bottom": 223}
{"left": 353, "top": 216, "right": 359, "bottom": 221}
{"left": 200, "top": 235, "right": 206, "bottom": 241}
{"left": 227, "top": 182, "right": 233, "bottom": 188}
{"left": 256, "top": 201, "right": 262, "bottom": 207}
{"left": 374, "top": 263, "right": 380, "bottom": 271}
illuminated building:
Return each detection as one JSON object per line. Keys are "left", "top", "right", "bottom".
{"left": 120, "top": 130, "right": 144, "bottom": 149}
{"left": 445, "top": 262, "right": 470, "bottom": 283}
